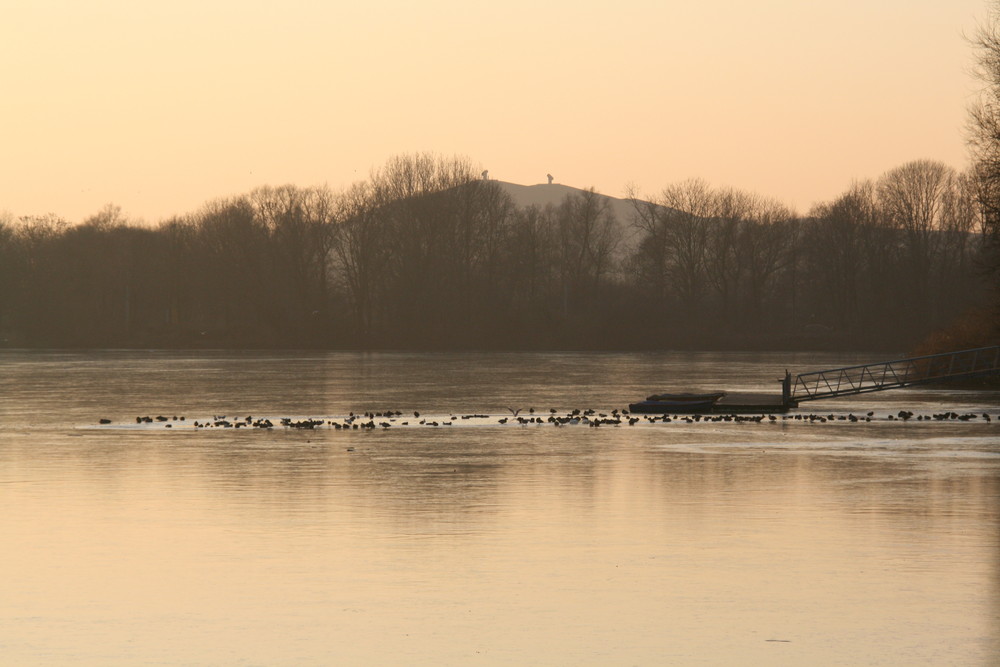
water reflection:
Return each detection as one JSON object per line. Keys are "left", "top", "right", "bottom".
{"left": 1, "top": 350, "right": 998, "bottom": 665}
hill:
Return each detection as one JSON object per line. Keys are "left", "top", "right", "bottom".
{"left": 492, "top": 180, "right": 643, "bottom": 251}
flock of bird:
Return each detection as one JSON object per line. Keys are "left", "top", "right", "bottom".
{"left": 105, "top": 408, "right": 997, "bottom": 429}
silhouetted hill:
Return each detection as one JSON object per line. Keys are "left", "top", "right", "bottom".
{"left": 493, "top": 180, "right": 643, "bottom": 251}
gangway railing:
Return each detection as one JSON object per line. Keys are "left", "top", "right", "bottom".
{"left": 791, "top": 346, "right": 1000, "bottom": 402}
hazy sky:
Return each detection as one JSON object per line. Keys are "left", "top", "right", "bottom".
{"left": 1, "top": 0, "right": 991, "bottom": 222}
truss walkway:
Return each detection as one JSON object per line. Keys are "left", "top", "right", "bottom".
{"left": 791, "top": 346, "right": 1000, "bottom": 403}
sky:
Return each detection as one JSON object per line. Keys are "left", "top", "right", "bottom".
{"left": 0, "top": 0, "right": 992, "bottom": 223}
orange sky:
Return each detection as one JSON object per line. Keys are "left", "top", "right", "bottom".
{"left": 0, "top": 0, "right": 990, "bottom": 222}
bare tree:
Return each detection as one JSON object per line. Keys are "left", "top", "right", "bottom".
{"left": 701, "top": 188, "right": 753, "bottom": 325}
{"left": 967, "top": 5, "right": 1000, "bottom": 321}
{"left": 329, "top": 181, "right": 388, "bottom": 341}
{"left": 628, "top": 179, "right": 715, "bottom": 320}
{"left": 876, "top": 160, "right": 956, "bottom": 321}
{"left": 930, "top": 170, "right": 989, "bottom": 324}
{"left": 248, "top": 184, "right": 338, "bottom": 341}
{"left": 738, "top": 195, "right": 794, "bottom": 326}
{"left": 555, "top": 188, "right": 619, "bottom": 312}
{"left": 804, "top": 181, "right": 877, "bottom": 330}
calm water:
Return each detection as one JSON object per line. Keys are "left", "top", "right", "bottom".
{"left": 1, "top": 350, "right": 998, "bottom": 666}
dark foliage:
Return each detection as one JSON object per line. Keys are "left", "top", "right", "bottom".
{"left": 0, "top": 156, "right": 991, "bottom": 351}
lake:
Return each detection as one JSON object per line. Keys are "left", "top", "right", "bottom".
{"left": 1, "top": 350, "right": 998, "bottom": 665}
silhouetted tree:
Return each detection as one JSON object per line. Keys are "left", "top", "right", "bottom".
{"left": 330, "top": 181, "right": 389, "bottom": 342}
{"left": 803, "top": 182, "right": 875, "bottom": 331}
{"left": 0, "top": 213, "right": 18, "bottom": 339}
{"left": 968, "top": 5, "right": 1000, "bottom": 337}
{"left": 627, "top": 179, "right": 712, "bottom": 326}
{"left": 737, "top": 195, "right": 793, "bottom": 328}
{"left": 555, "top": 188, "right": 618, "bottom": 315}
{"left": 0, "top": 152, "right": 990, "bottom": 351}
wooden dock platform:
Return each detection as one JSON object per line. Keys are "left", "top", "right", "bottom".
{"left": 712, "top": 392, "right": 793, "bottom": 414}
{"left": 633, "top": 346, "right": 1000, "bottom": 415}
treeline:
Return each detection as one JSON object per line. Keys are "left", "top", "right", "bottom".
{"left": 629, "top": 159, "right": 989, "bottom": 349}
{"left": 0, "top": 155, "right": 992, "bottom": 350}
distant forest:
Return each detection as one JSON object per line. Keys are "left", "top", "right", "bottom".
{"left": 0, "top": 154, "right": 994, "bottom": 351}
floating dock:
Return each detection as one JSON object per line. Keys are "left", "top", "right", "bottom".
{"left": 634, "top": 346, "right": 1000, "bottom": 415}
{"left": 712, "top": 392, "right": 793, "bottom": 414}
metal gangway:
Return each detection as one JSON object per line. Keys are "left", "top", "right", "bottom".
{"left": 791, "top": 346, "right": 1000, "bottom": 403}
